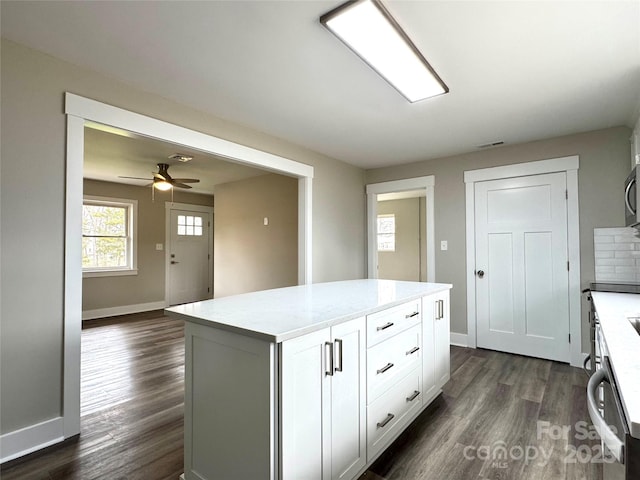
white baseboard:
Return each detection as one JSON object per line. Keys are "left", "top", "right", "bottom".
{"left": 450, "top": 332, "right": 468, "bottom": 347}
{"left": 82, "top": 301, "right": 166, "bottom": 321}
{"left": 0, "top": 416, "right": 64, "bottom": 464}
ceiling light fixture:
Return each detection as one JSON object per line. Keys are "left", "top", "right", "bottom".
{"left": 154, "top": 179, "right": 173, "bottom": 191}
{"left": 320, "top": 0, "right": 448, "bottom": 103}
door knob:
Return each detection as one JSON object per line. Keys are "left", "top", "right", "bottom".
{"left": 171, "top": 260, "right": 179, "bottom": 265}
{"left": 477, "top": 270, "right": 485, "bottom": 278}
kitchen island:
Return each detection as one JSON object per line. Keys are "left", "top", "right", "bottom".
{"left": 166, "top": 279, "right": 452, "bottom": 480}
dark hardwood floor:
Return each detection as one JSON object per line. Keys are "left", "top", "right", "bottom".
{"left": 2, "top": 313, "right": 601, "bottom": 480}
{"left": 361, "top": 347, "right": 602, "bottom": 480}
{"left": 1, "top": 311, "right": 185, "bottom": 480}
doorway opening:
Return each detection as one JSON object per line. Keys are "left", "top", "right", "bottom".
{"left": 65, "top": 93, "right": 314, "bottom": 439}
{"left": 366, "top": 176, "right": 435, "bottom": 282}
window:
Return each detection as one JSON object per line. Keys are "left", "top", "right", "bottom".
{"left": 82, "top": 196, "right": 137, "bottom": 277}
{"left": 377, "top": 214, "right": 396, "bottom": 252}
{"left": 177, "top": 215, "right": 203, "bottom": 236}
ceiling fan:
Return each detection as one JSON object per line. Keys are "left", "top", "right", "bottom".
{"left": 119, "top": 163, "right": 200, "bottom": 190}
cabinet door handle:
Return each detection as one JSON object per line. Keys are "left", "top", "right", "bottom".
{"left": 377, "top": 413, "right": 395, "bottom": 429}
{"left": 406, "top": 346, "right": 420, "bottom": 355}
{"left": 334, "top": 338, "right": 343, "bottom": 373}
{"left": 377, "top": 362, "right": 394, "bottom": 374}
{"left": 325, "top": 342, "right": 334, "bottom": 376}
{"left": 440, "top": 300, "right": 444, "bottom": 319}
{"left": 377, "top": 321, "right": 394, "bottom": 331}
{"left": 405, "top": 311, "right": 419, "bottom": 319}
{"left": 406, "top": 390, "right": 420, "bottom": 402}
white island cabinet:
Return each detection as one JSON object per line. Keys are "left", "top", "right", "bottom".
{"left": 165, "top": 279, "right": 452, "bottom": 480}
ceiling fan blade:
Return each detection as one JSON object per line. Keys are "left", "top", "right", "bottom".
{"left": 171, "top": 181, "right": 193, "bottom": 189}
{"left": 171, "top": 178, "right": 200, "bottom": 183}
{"left": 118, "top": 176, "right": 153, "bottom": 180}
{"left": 153, "top": 172, "right": 170, "bottom": 181}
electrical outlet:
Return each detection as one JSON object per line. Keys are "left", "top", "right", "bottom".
{"left": 156, "top": 243, "right": 163, "bottom": 251}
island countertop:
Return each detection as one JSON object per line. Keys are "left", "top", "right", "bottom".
{"left": 165, "top": 279, "right": 452, "bottom": 343}
{"left": 591, "top": 291, "right": 640, "bottom": 439}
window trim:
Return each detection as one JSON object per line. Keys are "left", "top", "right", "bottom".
{"left": 82, "top": 195, "right": 138, "bottom": 278}
{"left": 377, "top": 213, "right": 396, "bottom": 252}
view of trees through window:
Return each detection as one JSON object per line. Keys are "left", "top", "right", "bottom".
{"left": 82, "top": 204, "right": 128, "bottom": 269}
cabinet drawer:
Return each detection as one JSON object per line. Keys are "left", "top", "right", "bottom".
{"left": 366, "top": 299, "right": 421, "bottom": 347}
{"left": 366, "top": 367, "right": 423, "bottom": 461}
{"left": 367, "top": 325, "right": 422, "bottom": 403}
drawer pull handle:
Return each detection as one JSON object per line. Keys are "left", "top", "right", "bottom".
{"left": 377, "top": 322, "right": 394, "bottom": 331}
{"left": 406, "top": 346, "right": 420, "bottom": 355}
{"left": 406, "top": 390, "right": 420, "bottom": 402}
{"left": 377, "top": 413, "right": 395, "bottom": 429}
{"left": 377, "top": 363, "right": 394, "bottom": 374}
{"left": 405, "top": 311, "right": 419, "bottom": 319}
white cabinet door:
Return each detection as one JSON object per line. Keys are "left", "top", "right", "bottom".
{"left": 434, "top": 291, "right": 450, "bottom": 388}
{"left": 281, "top": 328, "right": 331, "bottom": 480}
{"left": 330, "top": 317, "right": 366, "bottom": 480}
{"left": 280, "top": 317, "right": 366, "bottom": 480}
{"left": 421, "top": 294, "right": 437, "bottom": 401}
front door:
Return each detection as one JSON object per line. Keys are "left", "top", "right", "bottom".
{"left": 168, "top": 208, "right": 211, "bottom": 306}
{"left": 475, "top": 172, "right": 570, "bottom": 362}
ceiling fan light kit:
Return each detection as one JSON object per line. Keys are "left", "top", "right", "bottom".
{"left": 320, "top": 0, "right": 448, "bottom": 103}
{"left": 153, "top": 179, "right": 173, "bottom": 191}
{"left": 118, "top": 162, "right": 201, "bottom": 200}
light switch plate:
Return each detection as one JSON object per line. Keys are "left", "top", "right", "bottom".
{"left": 440, "top": 240, "right": 448, "bottom": 251}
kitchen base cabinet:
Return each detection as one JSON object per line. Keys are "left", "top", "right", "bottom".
{"left": 172, "top": 280, "right": 452, "bottom": 480}
{"left": 280, "top": 317, "right": 366, "bottom": 480}
{"left": 434, "top": 290, "right": 451, "bottom": 388}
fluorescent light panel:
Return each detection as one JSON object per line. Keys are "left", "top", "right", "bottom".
{"left": 321, "top": 0, "right": 448, "bottom": 102}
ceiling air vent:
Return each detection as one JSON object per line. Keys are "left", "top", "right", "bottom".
{"left": 477, "top": 141, "right": 505, "bottom": 149}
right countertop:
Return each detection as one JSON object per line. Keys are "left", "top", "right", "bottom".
{"left": 591, "top": 291, "right": 640, "bottom": 439}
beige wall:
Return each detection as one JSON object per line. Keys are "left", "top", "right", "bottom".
{"left": 1, "top": 39, "right": 366, "bottom": 435}
{"left": 214, "top": 174, "right": 298, "bottom": 297}
{"left": 377, "top": 198, "right": 421, "bottom": 281}
{"left": 366, "top": 126, "right": 632, "bottom": 352}
{"left": 82, "top": 179, "right": 214, "bottom": 312}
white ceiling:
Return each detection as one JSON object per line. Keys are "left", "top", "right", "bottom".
{"left": 84, "top": 125, "right": 270, "bottom": 195}
{"left": 2, "top": 1, "right": 639, "bottom": 169}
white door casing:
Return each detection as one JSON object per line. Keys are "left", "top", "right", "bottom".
{"left": 166, "top": 204, "right": 213, "bottom": 306}
{"left": 61, "top": 93, "right": 314, "bottom": 447}
{"left": 366, "top": 176, "right": 435, "bottom": 282}
{"left": 475, "top": 172, "right": 570, "bottom": 362}
{"left": 465, "top": 156, "right": 582, "bottom": 367}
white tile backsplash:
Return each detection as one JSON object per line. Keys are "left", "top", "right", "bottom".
{"left": 594, "top": 227, "right": 640, "bottom": 282}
